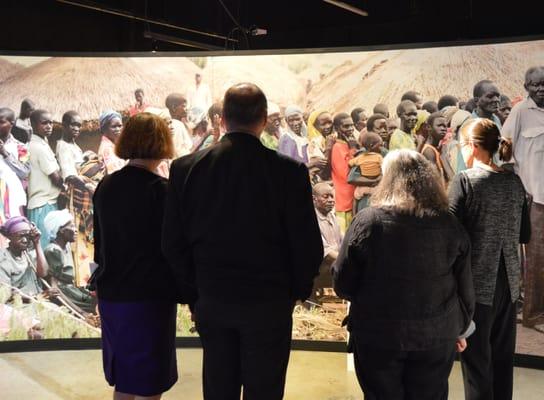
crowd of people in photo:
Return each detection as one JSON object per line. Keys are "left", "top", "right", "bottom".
{"left": 0, "top": 63, "right": 542, "bottom": 399}
{"left": 0, "top": 73, "right": 220, "bottom": 331}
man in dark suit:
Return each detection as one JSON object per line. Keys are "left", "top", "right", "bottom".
{"left": 162, "top": 83, "right": 323, "bottom": 400}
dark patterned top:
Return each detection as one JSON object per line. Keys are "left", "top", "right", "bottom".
{"left": 449, "top": 166, "right": 531, "bottom": 305}
{"left": 333, "top": 207, "right": 475, "bottom": 351}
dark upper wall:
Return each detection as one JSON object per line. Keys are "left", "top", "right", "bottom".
{"left": 2, "top": 0, "right": 543, "bottom": 53}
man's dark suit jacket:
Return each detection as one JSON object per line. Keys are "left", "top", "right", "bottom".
{"left": 162, "top": 131, "right": 324, "bottom": 305}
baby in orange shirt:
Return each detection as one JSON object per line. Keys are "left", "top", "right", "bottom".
{"left": 349, "top": 132, "right": 384, "bottom": 183}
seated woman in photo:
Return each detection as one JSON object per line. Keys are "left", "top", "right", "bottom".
{"left": 334, "top": 149, "right": 475, "bottom": 400}
{"left": 0, "top": 216, "right": 49, "bottom": 298}
{"left": 43, "top": 209, "right": 97, "bottom": 315}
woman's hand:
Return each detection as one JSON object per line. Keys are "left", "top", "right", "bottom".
{"left": 44, "top": 287, "right": 62, "bottom": 299}
{"left": 456, "top": 338, "right": 467, "bottom": 352}
{"left": 29, "top": 223, "right": 41, "bottom": 245}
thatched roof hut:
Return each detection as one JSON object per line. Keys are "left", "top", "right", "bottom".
{"left": 0, "top": 59, "right": 24, "bottom": 83}
{"left": 307, "top": 40, "right": 544, "bottom": 115}
{"left": 0, "top": 56, "right": 201, "bottom": 121}
{"left": 204, "top": 55, "right": 306, "bottom": 108}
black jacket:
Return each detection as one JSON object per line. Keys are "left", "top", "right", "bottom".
{"left": 92, "top": 166, "right": 179, "bottom": 302}
{"left": 449, "top": 167, "right": 530, "bottom": 305}
{"left": 333, "top": 207, "right": 475, "bottom": 351}
{"left": 162, "top": 132, "right": 323, "bottom": 306}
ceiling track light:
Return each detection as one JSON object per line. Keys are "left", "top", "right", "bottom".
{"left": 322, "top": 0, "right": 369, "bottom": 17}
{"left": 143, "top": 31, "right": 223, "bottom": 51}
{"left": 56, "top": 0, "right": 236, "bottom": 42}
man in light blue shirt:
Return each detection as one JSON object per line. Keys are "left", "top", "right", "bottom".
{"left": 502, "top": 66, "right": 544, "bottom": 328}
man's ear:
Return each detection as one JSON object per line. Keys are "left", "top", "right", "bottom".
{"left": 259, "top": 114, "right": 267, "bottom": 130}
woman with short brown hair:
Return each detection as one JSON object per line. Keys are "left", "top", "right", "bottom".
{"left": 93, "top": 113, "right": 184, "bottom": 400}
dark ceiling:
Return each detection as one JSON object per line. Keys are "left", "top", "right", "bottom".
{"left": 2, "top": 0, "right": 543, "bottom": 53}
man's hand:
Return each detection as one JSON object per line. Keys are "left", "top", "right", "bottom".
{"left": 66, "top": 175, "right": 91, "bottom": 191}
{"left": 347, "top": 135, "right": 359, "bottom": 149}
{"left": 308, "top": 157, "right": 328, "bottom": 169}
{"left": 325, "top": 135, "right": 336, "bottom": 149}
{"left": 456, "top": 338, "right": 467, "bottom": 352}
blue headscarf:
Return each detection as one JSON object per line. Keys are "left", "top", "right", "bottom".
{"left": 99, "top": 110, "right": 122, "bottom": 133}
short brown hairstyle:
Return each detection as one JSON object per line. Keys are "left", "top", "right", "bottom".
{"left": 115, "top": 112, "right": 174, "bottom": 159}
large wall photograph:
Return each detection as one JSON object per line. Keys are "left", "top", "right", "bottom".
{"left": 0, "top": 38, "right": 542, "bottom": 357}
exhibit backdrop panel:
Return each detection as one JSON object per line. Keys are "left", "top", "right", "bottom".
{"left": 0, "top": 38, "right": 542, "bottom": 359}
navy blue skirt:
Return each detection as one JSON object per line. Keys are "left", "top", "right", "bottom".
{"left": 98, "top": 299, "right": 178, "bottom": 396}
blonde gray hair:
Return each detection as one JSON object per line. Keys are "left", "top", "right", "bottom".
{"left": 370, "top": 150, "right": 448, "bottom": 217}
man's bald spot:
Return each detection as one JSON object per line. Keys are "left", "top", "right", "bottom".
{"left": 226, "top": 83, "right": 263, "bottom": 102}
{"left": 313, "top": 182, "right": 333, "bottom": 196}
{"left": 223, "top": 82, "right": 267, "bottom": 128}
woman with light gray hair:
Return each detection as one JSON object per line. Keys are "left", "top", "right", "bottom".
{"left": 333, "top": 149, "right": 475, "bottom": 400}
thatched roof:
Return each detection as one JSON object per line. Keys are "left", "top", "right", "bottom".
{"left": 0, "top": 57, "right": 201, "bottom": 121}
{"left": 0, "top": 59, "right": 24, "bottom": 83}
{"left": 306, "top": 40, "right": 544, "bottom": 115}
{"left": 204, "top": 55, "right": 306, "bottom": 108}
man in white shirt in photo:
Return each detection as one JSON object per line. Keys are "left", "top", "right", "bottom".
{"left": 186, "top": 73, "right": 212, "bottom": 112}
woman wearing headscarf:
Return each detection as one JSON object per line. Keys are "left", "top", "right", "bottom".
{"left": 334, "top": 149, "right": 475, "bottom": 400}
{"left": 260, "top": 102, "right": 283, "bottom": 151}
{"left": 97, "top": 110, "right": 125, "bottom": 174}
{"left": 0, "top": 216, "right": 48, "bottom": 297}
{"left": 278, "top": 105, "right": 310, "bottom": 164}
{"left": 440, "top": 109, "right": 472, "bottom": 180}
{"left": 43, "top": 210, "right": 96, "bottom": 315}
{"left": 449, "top": 118, "right": 531, "bottom": 400}
{"left": 93, "top": 113, "right": 187, "bottom": 399}
{"left": 188, "top": 106, "right": 213, "bottom": 152}
{"left": 413, "top": 109, "right": 430, "bottom": 153}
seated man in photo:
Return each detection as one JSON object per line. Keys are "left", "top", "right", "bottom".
{"left": 310, "top": 182, "right": 343, "bottom": 304}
